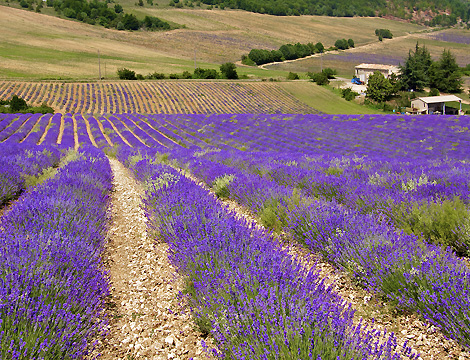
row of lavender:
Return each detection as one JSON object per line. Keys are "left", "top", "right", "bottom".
{"left": 118, "top": 150, "right": 417, "bottom": 359}
{"left": 0, "top": 113, "right": 187, "bottom": 150}
{"left": 167, "top": 114, "right": 470, "bottom": 160}
{"left": 0, "top": 143, "right": 61, "bottom": 207}
{"left": 152, "top": 143, "right": 470, "bottom": 349}
{"left": 2, "top": 113, "right": 470, "bottom": 159}
{"left": 0, "top": 146, "right": 112, "bottom": 359}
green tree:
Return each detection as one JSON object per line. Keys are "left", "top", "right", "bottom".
{"left": 429, "top": 49, "right": 463, "bottom": 93}
{"left": 315, "top": 42, "right": 324, "bottom": 53}
{"left": 193, "top": 68, "right": 218, "bottom": 79}
{"left": 287, "top": 72, "right": 299, "bottom": 80}
{"left": 220, "top": 62, "right": 238, "bottom": 79}
{"left": 117, "top": 68, "right": 137, "bottom": 80}
{"left": 10, "top": 95, "right": 28, "bottom": 112}
{"left": 347, "top": 38, "right": 355, "bottom": 48}
{"left": 375, "top": 29, "right": 393, "bottom": 39}
{"left": 309, "top": 72, "right": 329, "bottom": 85}
{"left": 399, "top": 43, "right": 432, "bottom": 91}
{"left": 335, "top": 39, "right": 349, "bottom": 50}
{"left": 366, "top": 71, "right": 394, "bottom": 102}
{"left": 122, "top": 13, "right": 140, "bottom": 30}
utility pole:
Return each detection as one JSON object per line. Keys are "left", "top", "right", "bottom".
{"left": 98, "top": 50, "right": 101, "bottom": 80}
{"left": 320, "top": 51, "right": 323, "bottom": 73}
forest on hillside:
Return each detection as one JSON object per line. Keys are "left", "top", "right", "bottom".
{"left": 201, "top": 0, "right": 470, "bottom": 24}
{"left": 8, "top": 0, "right": 173, "bottom": 30}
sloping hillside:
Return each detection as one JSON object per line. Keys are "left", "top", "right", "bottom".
{"left": 0, "top": 5, "right": 423, "bottom": 79}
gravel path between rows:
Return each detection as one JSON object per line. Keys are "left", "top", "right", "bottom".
{"left": 93, "top": 158, "right": 210, "bottom": 360}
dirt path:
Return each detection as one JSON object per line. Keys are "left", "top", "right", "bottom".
{"left": 56, "top": 113, "right": 65, "bottom": 144}
{"left": 37, "top": 114, "right": 53, "bottom": 145}
{"left": 72, "top": 114, "right": 79, "bottom": 150}
{"left": 94, "top": 158, "right": 209, "bottom": 360}
{"left": 83, "top": 115, "right": 98, "bottom": 147}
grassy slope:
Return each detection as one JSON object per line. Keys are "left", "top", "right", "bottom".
{"left": 0, "top": 5, "right": 424, "bottom": 80}
{"left": 279, "top": 82, "right": 380, "bottom": 114}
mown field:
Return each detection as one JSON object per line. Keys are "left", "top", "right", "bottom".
{"left": 1, "top": 111, "right": 470, "bottom": 359}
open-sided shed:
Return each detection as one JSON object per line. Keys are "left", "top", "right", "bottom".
{"left": 411, "top": 95, "right": 463, "bottom": 115}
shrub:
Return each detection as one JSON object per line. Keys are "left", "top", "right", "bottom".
{"left": 322, "top": 68, "right": 337, "bottom": 79}
{"left": 181, "top": 71, "right": 192, "bottom": 79}
{"left": 334, "top": 38, "right": 349, "bottom": 50}
{"left": 395, "top": 197, "right": 470, "bottom": 256}
{"left": 117, "top": 68, "right": 137, "bottom": 80}
{"left": 147, "top": 72, "right": 166, "bottom": 80}
{"left": 29, "top": 103, "right": 55, "bottom": 114}
{"left": 212, "top": 174, "right": 235, "bottom": 199}
{"left": 220, "top": 62, "right": 238, "bottom": 79}
{"left": 193, "top": 68, "right": 219, "bottom": 79}
{"left": 347, "top": 38, "right": 355, "bottom": 48}
{"left": 241, "top": 55, "right": 255, "bottom": 66}
{"left": 428, "top": 88, "right": 440, "bottom": 96}
{"left": 10, "top": 95, "right": 28, "bottom": 112}
{"left": 142, "top": 15, "right": 171, "bottom": 30}
{"left": 341, "top": 88, "right": 359, "bottom": 101}
{"left": 287, "top": 72, "right": 299, "bottom": 80}
{"left": 310, "top": 72, "right": 329, "bottom": 85}
{"left": 375, "top": 29, "right": 393, "bottom": 39}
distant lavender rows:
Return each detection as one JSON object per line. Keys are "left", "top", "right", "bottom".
{"left": 1, "top": 113, "right": 470, "bottom": 160}
{"left": 0, "top": 82, "right": 316, "bottom": 114}
{"left": 428, "top": 31, "right": 470, "bottom": 45}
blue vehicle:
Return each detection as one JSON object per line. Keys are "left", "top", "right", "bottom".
{"left": 351, "top": 77, "right": 363, "bottom": 85}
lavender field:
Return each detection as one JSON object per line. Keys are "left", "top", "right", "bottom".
{"left": 1, "top": 112, "right": 470, "bottom": 359}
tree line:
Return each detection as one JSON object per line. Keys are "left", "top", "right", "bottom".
{"left": 243, "top": 39, "right": 354, "bottom": 66}
{"left": 197, "top": 0, "right": 469, "bottom": 25}
{"left": 117, "top": 63, "right": 239, "bottom": 80}
{"left": 13, "top": 0, "right": 173, "bottom": 31}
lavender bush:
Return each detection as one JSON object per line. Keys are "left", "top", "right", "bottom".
{"left": 119, "top": 154, "right": 418, "bottom": 359}
{"left": 0, "top": 146, "right": 112, "bottom": 359}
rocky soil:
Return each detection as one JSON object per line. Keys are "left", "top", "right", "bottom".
{"left": 92, "top": 158, "right": 211, "bottom": 360}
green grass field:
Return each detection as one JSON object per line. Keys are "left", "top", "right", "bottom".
{"left": 279, "top": 82, "right": 381, "bottom": 114}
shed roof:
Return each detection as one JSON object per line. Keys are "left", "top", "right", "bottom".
{"left": 355, "top": 63, "right": 399, "bottom": 71}
{"left": 417, "top": 95, "right": 462, "bottom": 104}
